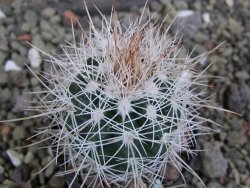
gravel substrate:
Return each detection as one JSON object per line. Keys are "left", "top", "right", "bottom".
{"left": 0, "top": 0, "right": 250, "bottom": 188}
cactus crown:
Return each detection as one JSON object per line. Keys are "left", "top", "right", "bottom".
{"left": 35, "top": 6, "right": 214, "bottom": 188}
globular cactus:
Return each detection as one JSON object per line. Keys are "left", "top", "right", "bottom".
{"left": 34, "top": 7, "right": 217, "bottom": 188}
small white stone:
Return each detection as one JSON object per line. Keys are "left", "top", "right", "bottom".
{"left": 4, "top": 60, "right": 22, "bottom": 72}
{"left": 176, "top": 10, "right": 194, "bottom": 18}
{"left": 152, "top": 179, "right": 164, "bottom": 188}
{"left": 28, "top": 48, "right": 42, "bottom": 68}
{"left": 0, "top": 9, "right": 6, "bottom": 19}
{"left": 202, "top": 13, "right": 211, "bottom": 24}
{"left": 6, "top": 149, "right": 24, "bottom": 167}
{"left": 199, "top": 57, "right": 207, "bottom": 66}
{"left": 225, "top": 0, "right": 234, "bottom": 7}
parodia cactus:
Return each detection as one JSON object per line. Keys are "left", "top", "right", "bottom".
{"left": 27, "top": 5, "right": 223, "bottom": 188}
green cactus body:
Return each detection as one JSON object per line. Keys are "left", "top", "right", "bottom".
{"left": 67, "top": 59, "right": 176, "bottom": 173}
{"left": 36, "top": 7, "right": 215, "bottom": 188}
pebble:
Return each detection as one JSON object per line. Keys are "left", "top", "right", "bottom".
{"left": 11, "top": 52, "right": 27, "bottom": 67}
{"left": 0, "top": 88, "right": 11, "bottom": 103}
{"left": 0, "top": 38, "right": 8, "bottom": 52}
{"left": 227, "top": 130, "right": 247, "bottom": 147}
{"left": 44, "top": 162, "right": 56, "bottom": 178}
{"left": 12, "top": 95, "right": 30, "bottom": 112}
{"left": 49, "top": 176, "right": 65, "bottom": 187}
{"left": 202, "top": 142, "right": 228, "bottom": 178}
{"left": 235, "top": 70, "right": 250, "bottom": 80}
{"left": 24, "top": 10, "right": 38, "bottom": 27}
{"left": 0, "top": 51, "right": 7, "bottom": 65}
{"left": 0, "top": 165, "right": 4, "bottom": 174}
{"left": 173, "top": 1, "right": 188, "bottom": 10}
{"left": 199, "top": 57, "right": 208, "bottom": 66}
{"left": 202, "top": 12, "right": 211, "bottom": 24}
{"left": 10, "top": 71, "right": 28, "bottom": 86}
{"left": 235, "top": 160, "right": 246, "bottom": 173}
{"left": 165, "top": 163, "right": 180, "bottom": 181}
{"left": 21, "top": 22, "right": 33, "bottom": 32}
{"left": 24, "top": 181, "right": 32, "bottom": 188}
{"left": 41, "top": 7, "right": 56, "bottom": 18}
{"left": 10, "top": 41, "right": 21, "bottom": 51}
{"left": 18, "top": 46, "right": 28, "bottom": 56}
{"left": 24, "top": 152, "right": 34, "bottom": 164}
{"left": 2, "top": 180, "right": 19, "bottom": 188}
{"left": 10, "top": 165, "right": 29, "bottom": 183}
{"left": 222, "top": 47, "right": 233, "bottom": 57}
{"left": 4, "top": 60, "right": 22, "bottom": 72}
{"left": 225, "top": 0, "right": 234, "bottom": 7}
{"left": 40, "top": 20, "right": 51, "bottom": 31}
{"left": 28, "top": 48, "right": 42, "bottom": 68}
{"left": 12, "top": 126, "right": 27, "bottom": 140}
{"left": 0, "top": 9, "right": 6, "bottom": 19}
{"left": 6, "top": 149, "right": 24, "bottom": 167}
{"left": 194, "top": 32, "right": 209, "bottom": 43}
{"left": 244, "top": 177, "right": 250, "bottom": 186}
{"left": 49, "top": 15, "right": 61, "bottom": 24}
{"left": 207, "top": 182, "right": 223, "bottom": 188}
{"left": 159, "top": 0, "right": 171, "bottom": 6}
{"left": 226, "top": 82, "right": 250, "bottom": 115}
{"left": 38, "top": 170, "right": 45, "bottom": 185}
{"left": 11, "top": 0, "right": 22, "bottom": 9}
{"left": 193, "top": 2, "right": 202, "bottom": 11}
{"left": 173, "top": 10, "right": 201, "bottom": 38}
{"left": 0, "top": 26, "right": 6, "bottom": 38}
{"left": 30, "top": 77, "right": 39, "bottom": 86}
{"left": 150, "top": 1, "right": 163, "bottom": 12}
{"left": 32, "top": 35, "right": 45, "bottom": 50}
{"left": 176, "top": 10, "right": 194, "bottom": 17}
{"left": 228, "top": 18, "right": 244, "bottom": 35}
{"left": 152, "top": 179, "right": 164, "bottom": 188}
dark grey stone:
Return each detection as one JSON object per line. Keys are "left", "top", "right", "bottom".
{"left": 202, "top": 142, "right": 228, "bottom": 178}
{"left": 225, "top": 82, "right": 250, "bottom": 115}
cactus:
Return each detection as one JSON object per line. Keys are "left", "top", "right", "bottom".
{"left": 33, "top": 7, "right": 220, "bottom": 188}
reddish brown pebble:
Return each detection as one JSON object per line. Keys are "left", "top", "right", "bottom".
{"left": 204, "top": 40, "right": 214, "bottom": 50}
{"left": 0, "top": 125, "right": 10, "bottom": 136}
{"left": 245, "top": 177, "right": 250, "bottom": 186}
{"left": 242, "top": 122, "right": 250, "bottom": 137}
{"left": 64, "top": 10, "right": 78, "bottom": 25}
{"left": 219, "top": 176, "right": 225, "bottom": 184}
{"left": 17, "top": 34, "right": 32, "bottom": 42}
{"left": 208, "top": 82, "right": 215, "bottom": 90}
{"left": 165, "top": 164, "right": 181, "bottom": 181}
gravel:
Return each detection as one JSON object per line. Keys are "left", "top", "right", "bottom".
{"left": 0, "top": 0, "right": 249, "bottom": 187}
